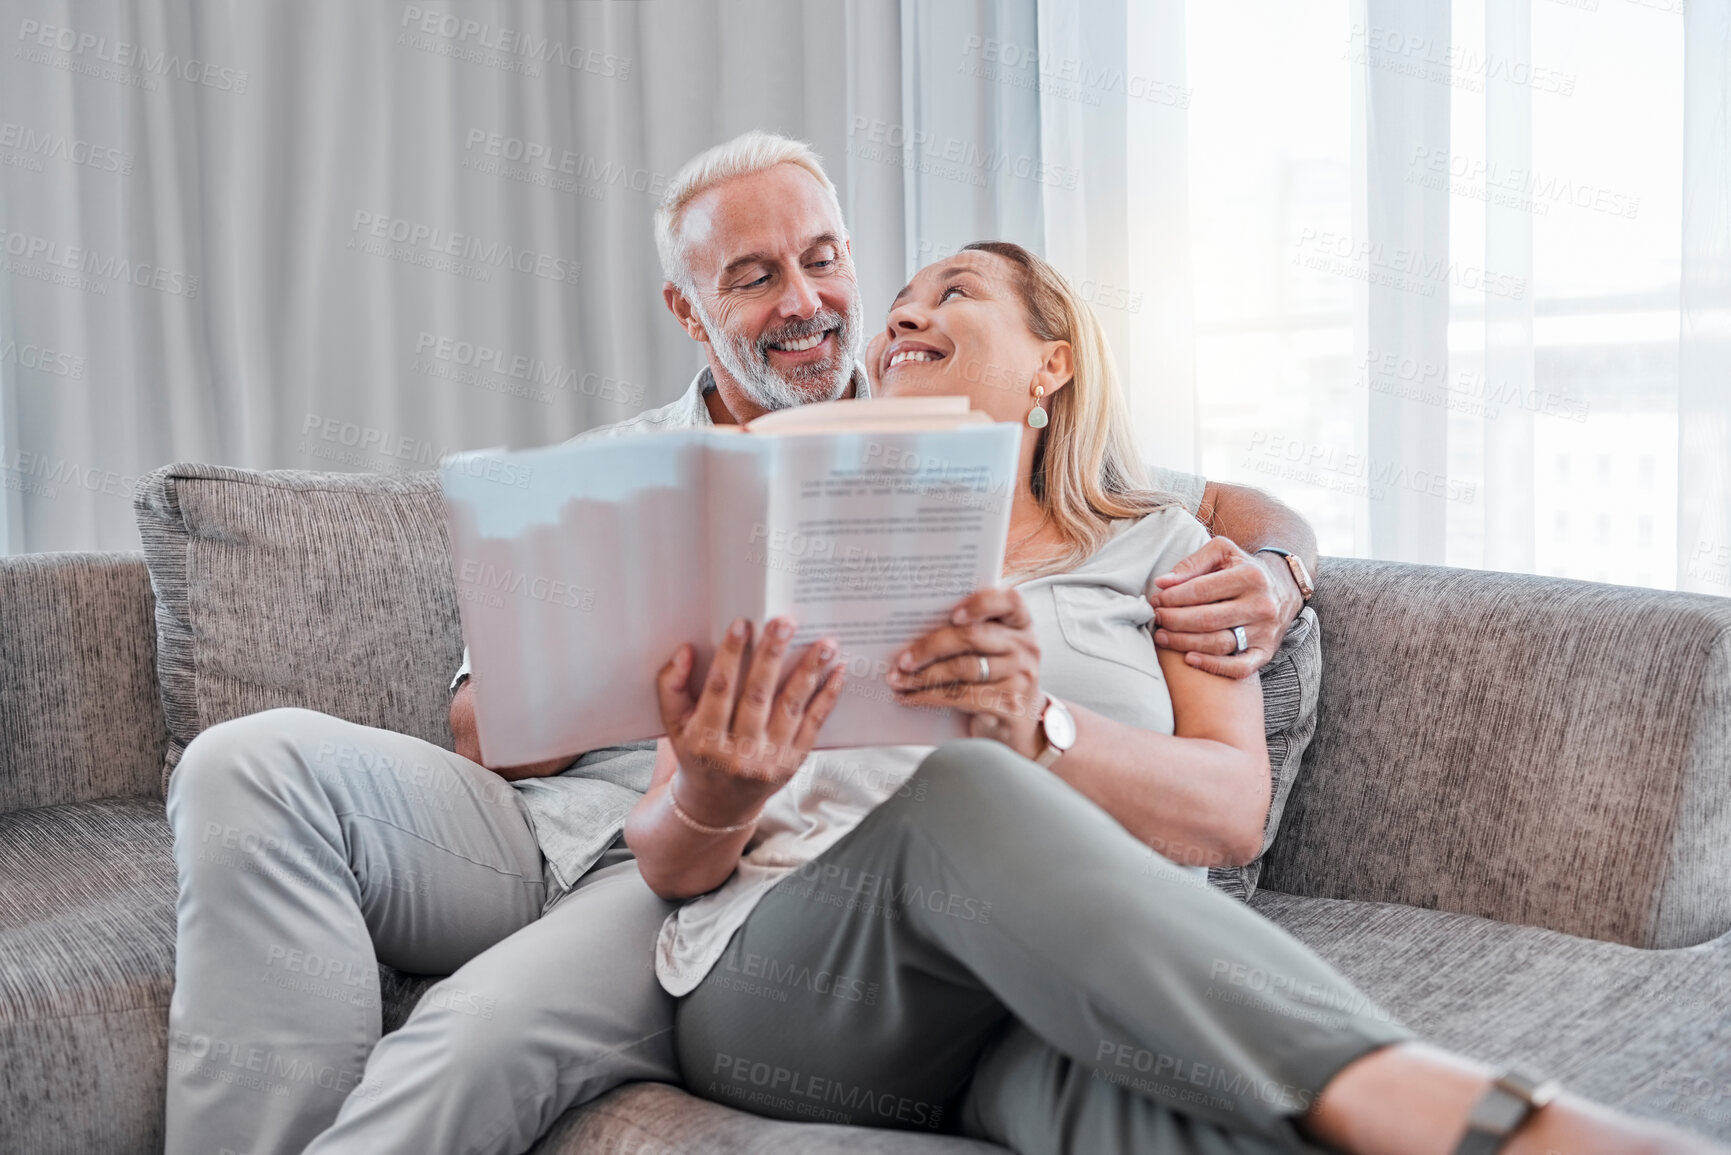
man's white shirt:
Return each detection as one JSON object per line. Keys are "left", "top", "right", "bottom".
{"left": 449, "top": 362, "right": 1203, "bottom": 904}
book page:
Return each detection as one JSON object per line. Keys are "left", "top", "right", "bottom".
{"left": 443, "top": 432, "right": 721, "bottom": 765}
{"left": 743, "top": 393, "right": 971, "bottom": 432}
{"left": 754, "top": 423, "right": 1021, "bottom": 747}
{"left": 696, "top": 436, "right": 772, "bottom": 696}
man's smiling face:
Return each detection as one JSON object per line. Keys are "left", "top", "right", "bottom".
{"left": 676, "top": 163, "right": 862, "bottom": 414}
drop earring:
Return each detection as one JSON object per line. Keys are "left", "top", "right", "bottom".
{"left": 1026, "top": 383, "right": 1048, "bottom": 429}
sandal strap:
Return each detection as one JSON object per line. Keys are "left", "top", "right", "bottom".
{"left": 1455, "top": 1070, "right": 1563, "bottom": 1155}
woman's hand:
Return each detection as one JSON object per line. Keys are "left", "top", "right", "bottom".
{"left": 656, "top": 615, "right": 845, "bottom": 829}
{"left": 888, "top": 588, "right": 1045, "bottom": 759}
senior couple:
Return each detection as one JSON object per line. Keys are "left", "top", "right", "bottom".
{"left": 166, "top": 132, "right": 1712, "bottom": 1155}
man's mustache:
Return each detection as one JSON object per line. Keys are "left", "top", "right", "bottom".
{"left": 755, "top": 311, "right": 849, "bottom": 361}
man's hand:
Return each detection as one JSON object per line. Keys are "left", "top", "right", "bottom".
{"left": 1148, "top": 538, "right": 1303, "bottom": 679}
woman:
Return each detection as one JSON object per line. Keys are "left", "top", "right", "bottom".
{"left": 624, "top": 242, "right": 1716, "bottom": 1155}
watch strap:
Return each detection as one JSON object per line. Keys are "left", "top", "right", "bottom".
{"left": 1256, "top": 547, "right": 1314, "bottom": 602}
{"left": 1033, "top": 694, "right": 1074, "bottom": 767}
{"left": 1454, "top": 1072, "right": 1561, "bottom": 1155}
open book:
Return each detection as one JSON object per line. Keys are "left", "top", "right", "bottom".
{"left": 441, "top": 395, "right": 1021, "bottom": 767}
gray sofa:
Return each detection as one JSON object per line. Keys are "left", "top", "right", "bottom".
{"left": 2, "top": 462, "right": 1729, "bottom": 1153}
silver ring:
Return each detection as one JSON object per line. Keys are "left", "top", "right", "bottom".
{"left": 976, "top": 654, "right": 991, "bottom": 683}
{"left": 1231, "top": 626, "right": 1249, "bottom": 655}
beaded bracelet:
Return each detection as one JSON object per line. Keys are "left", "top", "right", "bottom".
{"left": 668, "top": 780, "right": 761, "bottom": 836}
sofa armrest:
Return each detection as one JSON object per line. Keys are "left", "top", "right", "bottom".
{"left": 0, "top": 552, "right": 167, "bottom": 813}
{"left": 1261, "top": 558, "right": 1731, "bottom": 949}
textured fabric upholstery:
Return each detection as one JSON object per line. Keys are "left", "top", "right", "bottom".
{"left": 1249, "top": 889, "right": 1731, "bottom": 1139}
{"left": 133, "top": 465, "right": 465, "bottom": 790}
{"left": 0, "top": 798, "right": 177, "bottom": 1154}
{"left": 0, "top": 552, "right": 166, "bottom": 814}
{"left": 7, "top": 796, "right": 1725, "bottom": 1153}
{"left": 1209, "top": 607, "right": 1320, "bottom": 902}
{"left": 130, "top": 462, "right": 1323, "bottom": 900}
{"left": 526, "top": 1083, "right": 1008, "bottom": 1155}
{"left": 1263, "top": 558, "right": 1731, "bottom": 949}
{"left": 0, "top": 796, "right": 1009, "bottom": 1155}
{"left": 0, "top": 468, "right": 1703, "bottom": 1152}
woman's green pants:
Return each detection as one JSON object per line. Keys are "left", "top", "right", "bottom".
{"left": 677, "top": 739, "right": 1412, "bottom": 1154}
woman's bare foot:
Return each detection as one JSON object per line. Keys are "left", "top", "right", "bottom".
{"left": 1300, "top": 1042, "right": 1725, "bottom": 1155}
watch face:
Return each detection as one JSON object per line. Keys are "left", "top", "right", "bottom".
{"left": 1044, "top": 698, "right": 1078, "bottom": 749}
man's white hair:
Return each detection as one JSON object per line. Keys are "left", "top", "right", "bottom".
{"left": 654, "top": 130, "right": 845, "bottom": 292}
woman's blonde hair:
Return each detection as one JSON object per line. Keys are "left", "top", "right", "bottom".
{"left": 961, "top": 241, "right": 1173, "bottom": 576}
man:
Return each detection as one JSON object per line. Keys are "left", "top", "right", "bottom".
{"left": 165, "top": 131, "right": 1319, "bottom": 1155}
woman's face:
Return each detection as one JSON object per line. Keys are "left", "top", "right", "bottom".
{"left": 866, "top": 251, "right": 1071, "bottom": 424}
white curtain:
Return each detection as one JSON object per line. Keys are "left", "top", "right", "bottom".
{"left": 0, "top": 0, "right": 908, "bottom": 554}
{"left": 1172, "top": 0, "right": 1726, "bottom": 594}
{"left": 4, "top": 0, "right": 1728, "bottom": 597}
{"left": 1680, "top": 0, "right": 1731, "bottom": 595}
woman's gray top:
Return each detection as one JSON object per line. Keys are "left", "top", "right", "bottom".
{"left": 656, "top": 505, "right": 1212, "bottom": 996}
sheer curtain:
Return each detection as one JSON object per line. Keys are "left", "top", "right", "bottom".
{"left": 1164, "top": 0, "right": 1727, "bottom": 594}
{"left": 4, "top": 0, "right": 1727, "bottom": 594}
{"left": 0, "top": 0, "right": 908, "bottom": 554}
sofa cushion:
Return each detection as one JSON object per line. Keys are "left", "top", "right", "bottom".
{"left": 0, "top": 553, "right": 167, "bottom": 812}
{"left": 1250, "top": 889, "right": 1731, "bottom": 1139}
{"left": 134, "top": 465, "right": 464, "bottom": 790}
{"left": 6, "top": 797, "right": 1724, "bottom": 1150}
{"left": 1265, "top": 558, "right": 1731, "bottom": 949}
{"left": 0, "top": 797, "right": 1002, "bottom": 1154}
{"left": 0, "top": 796, "right": 443, "bottom": 1154}
{"left": 132, "top": 462, "right": 1320, "bottom": 907}
{"left": 0, "top": 797, "right": 177, "bottom": 1154}
{"left": 1209, "top": 606, "right": 1319, "bottom": 902}
{"left": 529, "top": 1082, "right": 1007, "bottom": 1154}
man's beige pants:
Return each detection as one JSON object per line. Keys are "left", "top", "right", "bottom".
{"left": 166, "top": 711, "right": 1408, "bottom": 1155}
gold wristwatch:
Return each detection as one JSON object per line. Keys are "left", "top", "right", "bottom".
{"left": 1256, "top": 547, "right": 1314, "bottom": 602}
{"left": 1034, "top": 695, "right": 1077, "bottom": 768}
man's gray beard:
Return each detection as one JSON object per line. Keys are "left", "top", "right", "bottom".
{"left": 697, "top": 295, "right": 862, "bottom": 412}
